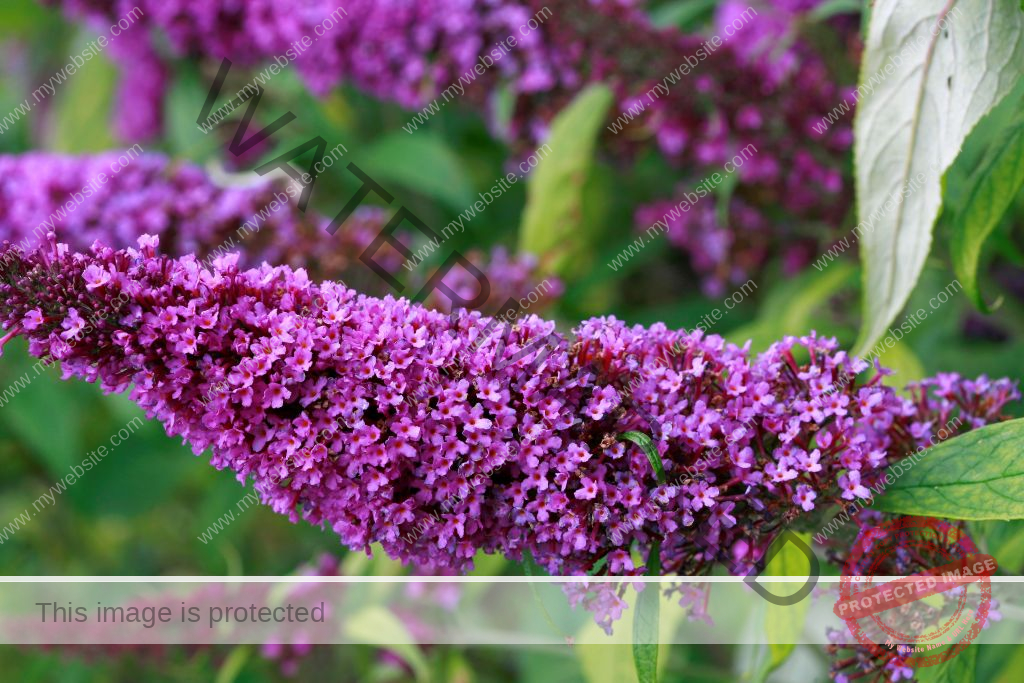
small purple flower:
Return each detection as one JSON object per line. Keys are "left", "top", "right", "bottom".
{"left": 22, "top": 309, "right": 44, "bottom": 330}
{"left": 839, "top": 470, "right": 871, "bottom": 500}
{"left": 793, "top": 485, "right": 816, "bottom": 512}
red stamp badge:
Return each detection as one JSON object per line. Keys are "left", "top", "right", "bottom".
{"left": 833, "top": 516, "right": 995, "bottom": 668}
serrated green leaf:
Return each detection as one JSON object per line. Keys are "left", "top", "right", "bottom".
{"left": 854, "top": 0, "right": 1024, "bottom": 355}
{"left": 873, "top": 418, "right": 1024, "bottom": 520}
{"left": 359, "top": 132, "right": 475, "bottom": 211}
{"left": 950, "top": 114, "right": 1024, "bottom": 311}
{"left": 619, "top": 431, "right": 666, "bottom": 484}
{"left": 632, "top": 542, "right": 661, "bottom": 683}
{"left": 519, "top": 84, "right": 613, "bottom": 276}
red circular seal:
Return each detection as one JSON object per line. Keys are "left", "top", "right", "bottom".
{"left": 833, "top": 516, "right": 995, "bottom": 668}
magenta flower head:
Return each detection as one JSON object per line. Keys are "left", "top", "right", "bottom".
{"left": 38, "top": 1, "right": 854, "bottom": 293}
{"left": 0, "top": 236, "right": 1016, "bottom": 578}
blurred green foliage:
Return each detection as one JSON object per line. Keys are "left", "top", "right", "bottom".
{"left": 1, "top": 0, "right": 1023, "bottom": 681}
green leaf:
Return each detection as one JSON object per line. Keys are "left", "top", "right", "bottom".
{"left": 853, "top": 0, "right": 1024, "bottom": 356}
{"left": 970, "top": 519, "right": 1024, "bottom": 571}
{"left": 991, "top": 642, "right": 1024, "bottom": 683}
{"left": 579, "top": 641, "right": 638, "bottom": 683}
{"left": 619, "top": 431, "right": 666, "bottom": 484}
{"left": 916, "top": 643, "right": 977, "bottom": 682}
{"left": 861, "top": 0, "right": 873, "bottom": 42}
{"left": 214, "top": 645, "right": 251, "bottom": 683}
{"left": 0, "top": 0, "right": 52, "bottom": 38}
{"left": 0, "top": 345, "right": 83, "bottom": 476}
{"left": 873, "top": 418, "right": 1024, "bottom": 520}
{"left": 632, "top": 542, "right": 661, "bottom": 683}
{"left": 359, "top": 132, "right": 475, "bottom": 211}
{"left": 648, "top": 0, "right": 717, "bottom": 29}
{"left": 754, "top": 532, "right": 813, "bottom": 682}
{"left": 344, "top": 606, "right": 430, "bottom": 683}
{"left": 519, "top": 84, "right": 613, "bottom": 276}
{"left": 166, "top": 65, "right": 222, "bottom": 163}
{"left": 808, "top": 0, "right": 863, "bottom": 22}
{"left": 950, "top": 114, "right": 1024, "bottom": 311}
{"left": 576, "top": 580, "right": 687, "bottom": 683}
{"left": 48, "top": 33, "right": 118, "bottom": 153}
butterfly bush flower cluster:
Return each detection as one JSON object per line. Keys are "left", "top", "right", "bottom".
{"left": 632, "top": 0, "right": 860, "bottom": 294}
{"left": 0, "top": 152, "right": 556, "bottom": 314}
{"left": 40, "top": 0, "right": 855, "bottom": 293}
{"left": 566, "top": 368, "right": 1018, "bottom": 635}
{"left": 4, "top": 237, "right": 1016, "bottom": 585}
{"left": 812, "top": 369, "right": 1020, "bottom": 683}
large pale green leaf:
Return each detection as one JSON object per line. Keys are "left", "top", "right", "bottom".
{"left": 950, "top": 114, "right": 1024, "bottom": 311}
{"left": 992, "top": 642, "right": 1024, "bottom": 683}
{"left": 854, "top": 0, "right": 1024, "bottom": 355}
{"left": 578, "top": 640, "right": 639, "bottom": 683}
{"left": 873, "top": 418, "right": 1024, "bottom": 520}
{"left": 519, "top": 84, "right": 613, "bottom": 276}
